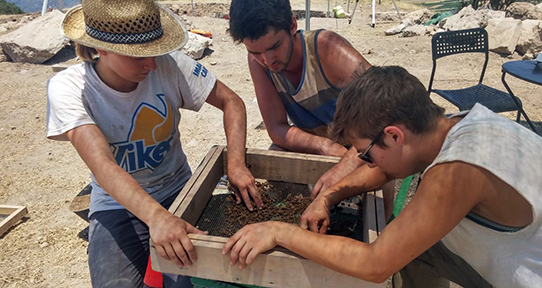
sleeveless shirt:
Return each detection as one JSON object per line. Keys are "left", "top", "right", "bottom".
{"left": 423, "top": 104, "right": 542, "bottom": 287}
{"left": 267, "top": 29, "right": 341, "bottom": 137}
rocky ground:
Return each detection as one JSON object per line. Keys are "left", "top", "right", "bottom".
{"left": 0, "top": 0, "right": 540, "bottom": 287}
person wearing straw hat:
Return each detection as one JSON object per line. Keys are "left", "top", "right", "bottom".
{"left": 46, "top": 0, "right": 261, "bottom": 286}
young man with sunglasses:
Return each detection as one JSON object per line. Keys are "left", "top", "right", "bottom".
{"left": 227, "top": 0, "right": 398, "bottom": 211}
{"left": 222, "top": 66, "right": 542, "bottom": 287}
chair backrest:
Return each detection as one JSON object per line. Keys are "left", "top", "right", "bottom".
{"left": 428, "top": 28, "right": 489, "bottom": 92}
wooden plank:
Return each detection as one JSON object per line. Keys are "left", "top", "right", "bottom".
{"left": 363, "top": 191, "right": 378, "bottom": 244}
{"left": 0, "top": 205, "right": 28, "bottom": 237}
{"left": 374, "top": 190, "right": 386, "bottom": 235}
{"left": 151, "top": 147, "right": 387, "bottom": 288}
{"left": 151, "top": 235, "right": 385, "bottom": 288}
{"left": 173, "top": 146, "right": 224, "bottom": 225}
{"left": 168, "top": 145, "right": 223, "bottom": 216}
{"left": 224, "top": 148, "right": 340, "bottom": 185}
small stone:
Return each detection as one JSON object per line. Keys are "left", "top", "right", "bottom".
{"left": 10, "top": 126, "right": 16, "bottom": 130}
{"left": 210, "top": 61, "right": 217, "bottom": 65}
{"left": 40, "top": 242, "right": 49, "bottom": 248}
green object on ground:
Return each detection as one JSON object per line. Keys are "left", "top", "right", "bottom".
{"left": 191, "top": 277, "right": 265, "bottom": 288}
{"left": 274, "top": 202, "right": 286, "bottom": 208}
{"left": 333, "top": 5, "right": 346, "bottom": 18}
{"left": 425, "top": 11, "right": 453, "bottom": 26}
{"left": 387, "top": 175, "right": 414, "bottom": 223}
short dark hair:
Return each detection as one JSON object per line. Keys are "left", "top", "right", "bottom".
{"left": 229, "top": 0, "right": 293, "bottom": 42}
{"left": 331, "top": 66, "right": 445, "bottom": 146}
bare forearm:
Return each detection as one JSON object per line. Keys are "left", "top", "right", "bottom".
{"left": 276, "top": 223, "right": 383, "bottom": 282}
{"left": 68, "top": 125, "right": 170, "bottom": 226}
{"left": 270, "top": 125, "right": 347, "bottom": 156}
{"left": 323, "top": 165, "right": 391, "bottom": 206}
{"left": 92, "top": 158, "right": 170, "bottom": 224}
{"left": 223, "top": 93, "right": 247, "bottom": 170}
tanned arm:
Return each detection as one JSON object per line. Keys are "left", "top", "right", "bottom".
{"left": 66, "top": 124, "right": 205, "bottom": 268}
{"left": 301, "top": 164, "right": 390, "bottom": 233}
{"left": 205, "top": 80, "right": 262, "bottom": 210}
{"left": 309, "top": 30, "right": 375, "bottom": 198}
{"left": 248, "top": 54, "right": 347, "bottom": 157}
{"left": 224, "top": 162, "right": 488, "bottom": 282}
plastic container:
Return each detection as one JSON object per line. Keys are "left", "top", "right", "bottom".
{"left": 333, "top": 6, "right": 346, "bottom": 18}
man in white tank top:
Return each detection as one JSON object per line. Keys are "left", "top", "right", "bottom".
{"left": 222, "top": 66, "right": 541, "bottom": 288}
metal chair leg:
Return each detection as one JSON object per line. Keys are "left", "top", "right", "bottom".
{"left": 501, "top": 71, "right": 537, "bottom": 133}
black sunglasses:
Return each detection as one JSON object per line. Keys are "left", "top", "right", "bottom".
{"left": 357, "top": 129, "right": 384, "bottom": 164}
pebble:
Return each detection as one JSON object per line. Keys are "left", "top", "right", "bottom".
{"left": 10, "top": 126, "right": 16, "bottom": 130}
{"left": 40, "top": 242, "right": 49, "bottom": 248}
{"left": 210, "top": 61, "right": 217, "bottom": 65}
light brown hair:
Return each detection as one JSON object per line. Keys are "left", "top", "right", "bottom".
{"left": 75, "top": 43, "right": 98, "bottom": 63}
{"left": 331, "top": 66, "right": 445, "bottom": 146}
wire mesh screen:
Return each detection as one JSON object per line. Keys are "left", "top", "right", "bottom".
{"left": 195, "top": 177, "right": 364, "bottom": 241}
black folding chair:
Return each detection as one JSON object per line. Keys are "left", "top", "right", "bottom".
{"left": 428, "top": 28, "right": 523, "bottom": 122}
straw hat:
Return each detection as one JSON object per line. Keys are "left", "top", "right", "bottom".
{"left": 61, "top": 0, "right": 187, "bottom": 57}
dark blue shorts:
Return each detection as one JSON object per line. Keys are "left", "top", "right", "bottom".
{"left": 88, "top": 193, "right": 192, "bottom": 288}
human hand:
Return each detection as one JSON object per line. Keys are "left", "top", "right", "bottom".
{"left": 300, "top": 196, "right": 331, "bottom": 234}
{"left": 228, "top": 165, "right": 262, "bottom": 211}
{"left": 311, "top": 147, "right": 364, "bottom": 199}
{"left": 150, "top": 213, "right": 208, "bottom": 268}
{"left": 222, "top": 221, "right": 282, "bottom": 269}
{"left": 311, "top": 160, "right": 360, "bottom": 199}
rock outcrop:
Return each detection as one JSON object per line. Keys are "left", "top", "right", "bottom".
{"left": 440, "top": 5, "right": 505, "bottom": 31}
{"left": 181, "top": 32, "right": 213, "bottom": 60}
{"left": 486, "top": 18, "right": 522, "bottom": 55}
{"left": 516, "top": 19, "right": 542, "bottom": 56}
{"left": 0, "top": 10, "right": 68, "bottom": 64}
{"left": 505, "top": 2, "right": 542, "bottom": 20}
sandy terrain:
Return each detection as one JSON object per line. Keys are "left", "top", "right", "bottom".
{"left": 0, "top": 1, "right": 540, "bottom": 287}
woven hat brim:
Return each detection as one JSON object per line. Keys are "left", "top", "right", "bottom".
{"left": 61, "top": 3, "right": 187, "bottom": 57}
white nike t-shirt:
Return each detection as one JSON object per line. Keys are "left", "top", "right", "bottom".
{"left": 47, "top": 51, "right": 216, "bottom": 215}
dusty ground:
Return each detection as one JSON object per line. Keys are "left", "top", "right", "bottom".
{"left": 0, "top": 0, "right": 540, "bottom": 287}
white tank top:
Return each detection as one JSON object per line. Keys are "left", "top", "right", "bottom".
{"left": 423, "top": 104, "right": 542, "bottom": 288}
